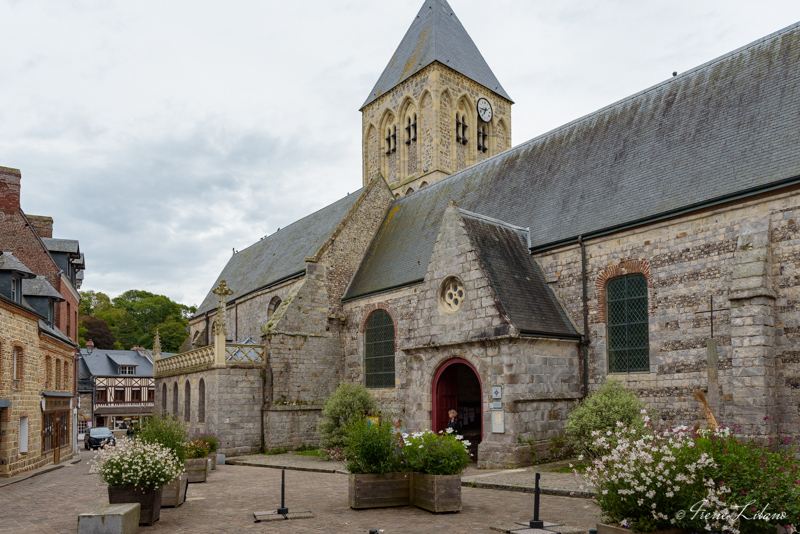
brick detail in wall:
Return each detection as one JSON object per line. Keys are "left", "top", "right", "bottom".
{"left": 593, "top": 258, "right": 652, "bottom": 324}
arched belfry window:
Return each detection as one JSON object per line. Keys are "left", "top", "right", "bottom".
{"left": 385, "top": 126, "right": 396, "bottom": 155}
{"left": 456, "top": 114, "right": 468, "bottom": 145}
{"left": 364, "top": 310, "right": 395, "bottom": 388}
{"left": 477, "top": 125, "right": 488, "bottom": 153}
{"left": 405, "top": 114, "right": 417, "bottom": 145}
{"left": 607, "top": 274, "right": 649, "bottom": 373}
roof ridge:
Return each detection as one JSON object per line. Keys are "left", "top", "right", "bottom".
{"left": 403, "top": 19, "right": 800, "bottom": 196}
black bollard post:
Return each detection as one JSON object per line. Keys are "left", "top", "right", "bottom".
{"left": 529, "top": 472, "right": 544, "bottom": 529}
{"left": 277, "top": 469, "right": 288, "bottom": 517}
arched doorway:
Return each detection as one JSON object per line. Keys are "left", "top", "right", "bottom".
{"left": 432, "top": 358, "right": 482, "bottom": 459}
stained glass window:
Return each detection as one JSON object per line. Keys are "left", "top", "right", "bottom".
{"left": 364, "top": 310, "right": 395, "bottom": 388}
{"left": 607, "top": 274, "right": 650, "bottom": 373}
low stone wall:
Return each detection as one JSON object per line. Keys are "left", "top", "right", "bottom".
{"left": 263, "top": 406, "right": 322, "bottom": 451}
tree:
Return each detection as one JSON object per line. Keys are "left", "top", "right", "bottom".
{"left": 80, "top": 316, "right": 117, "bottom": 349}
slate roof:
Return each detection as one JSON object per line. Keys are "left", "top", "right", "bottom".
{"left": 39, "top": 320, "right": 74, "bottom": 346}
{"left": 79, "top": 349, "right": 154, "bottom": 377}
{"left": 460, "top": 210, "right": 578, "bottom": 338}
{"left": 22, "top": 276, "right": 64, "bottom": 301}
{"left": 0, "top": 252, "right": 36, "bottom": 278}
{"left": 345, "top": 22, "right": 800, "bottom": 300}
{"left": 361, "top": 0, "right": 510, "bottom": 109}
{"left": 195, "top": 189, "right": 365, "bottom": 316}
{"left": 41, "top": 238, "right": 79, "bottom": 254}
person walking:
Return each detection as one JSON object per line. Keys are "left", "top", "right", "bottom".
{"left": 446, "top": 409, "right": 462, "bottom": 435}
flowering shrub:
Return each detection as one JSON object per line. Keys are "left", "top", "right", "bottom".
{"left": 324, "top": 447, "right": 348, "bottom": 463}
{"left": 580, "top": 411, "right": 798, "bottom": 533}
{"left": 191, "top": 433, "right": 220, "bottom": 453}
{"left": 401, "top": 429, "right": 471, "bottom": 476}
{"left": 139, "top": 414, "right": 188, "bottom": 462}
{"left": 90, "top": 438, "right": 183, "bottom": 490}
{"left": 185, "top": 440, "right": 211, "bottom": 459}
{"left": 344, "top": 419, "right": 404, "bottom": 474}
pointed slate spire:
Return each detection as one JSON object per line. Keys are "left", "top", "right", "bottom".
{"left": 361, "top": 0, "right": 511, "bottom": 109}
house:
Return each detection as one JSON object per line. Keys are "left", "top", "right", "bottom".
{"left": 156, "top": 0, "right": 800, "bottom": 466}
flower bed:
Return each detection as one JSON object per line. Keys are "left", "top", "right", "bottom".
{"left": 579, "top": 411, "right": 798, "bottom": 533}
{"left": 90, "top": 438, "right": 183, "bottom": 491}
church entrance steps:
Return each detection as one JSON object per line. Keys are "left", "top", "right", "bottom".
{"left": 226, "top": 452, "right": 593, "bottom": 498}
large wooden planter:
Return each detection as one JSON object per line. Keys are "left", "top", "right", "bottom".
{"left": 108, "top": 485, "right": 163, "bottom": 525}
{"left": 348, "top": 472, "right": 411, "bottom": 509}
{"left": 411, "top": 473, "right": 461, "bottom": 513}
{"left": 161, "top": 472, "right": 189, "bottom": 507}
{"left": 207, "top": 452, "right": 217, "bottom": 470}
{"left": 185, "top": 458, "right": 209, "bottom": 483}
{"left": 596, "top": 523, "right": 688, "bottom": 534}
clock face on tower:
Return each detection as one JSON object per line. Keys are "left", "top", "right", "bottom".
{"left": 477, "top": 98, "right": 493, "bottom": 122}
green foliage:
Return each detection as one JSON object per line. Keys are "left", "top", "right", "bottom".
{"left": 401, "top": 430, "right": 471, "bottom": 476}
{"left": 263, "top": 447, "right": 288, "bottom": 455}
{"left": 565, "top": 379, "right": 650, "bottom": 458}
{"left": 138, "top": 414, "right": 188, "bottom": 463}
{"left": 294, "top": 449, "right": 324, "bottom": 457}
{"left": 317, "top": 382, "right": 378, "bottom": 452}
{"left": 185, "top": 439, "right": 211, "bottom": 459}
{"left": 694, "top": 432, "right": 800, "bottom": 534}
{"left": 344, "top": 419, "right": 403, "bottom": 474}
{"left": 548, "top": 436, "right": 572, "bottom": 459}
{"left": 79, "top": 289, "right": 195, "bottom": 351}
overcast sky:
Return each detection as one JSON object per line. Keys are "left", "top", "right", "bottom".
{"left": 2, "top": 0, "right": 799, "bottom": 308}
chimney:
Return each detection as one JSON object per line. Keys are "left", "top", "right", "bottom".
{"left": 27, "top": 215, "right": 54, "bottom": 238}
{"left": 0, "top": 167, "right": 22, "bottom": 214}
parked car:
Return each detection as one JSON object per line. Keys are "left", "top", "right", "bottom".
{"left": 84, "top": 427, "right": 116, "bottom": 450}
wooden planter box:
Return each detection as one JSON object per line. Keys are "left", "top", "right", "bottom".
{"left": 207, "top": 452, "right": 217, "bottom": 470}
{"left": 348, "top": 472, "right": 411, "bottom": 509}
{"left": 161, "top": 472, "right": 189, "bottom": 507}
{"left": 597, "top": 523, "right": 688, "bottom": 534}
{"left": 411, "top": 473, "right": 461, "bottom": 513}
{"left": 185, "top": 458, "right": 209, "bottom": 483}
{"left": 107, "top": 486, "right": 163, "bottom": 525}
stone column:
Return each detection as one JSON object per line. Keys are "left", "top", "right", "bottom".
{"left": 728, "top": 218, "right": 777, "bottom": 438}
{"left": 212, "top": 280, "right": 234, "bottom": 367}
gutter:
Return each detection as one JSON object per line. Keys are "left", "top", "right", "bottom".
{"left": 529, "top": 174, "right": 800, "bottom": 254}
{"left": 518, "top": 330, "right": 582, "bottom": 341}
{"left": 342, "top": 278, "right": 425, "bottom": 303}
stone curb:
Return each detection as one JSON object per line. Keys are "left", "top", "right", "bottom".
{"left": 0, "top": 452, "right": 82, "bottom": 488}
{"left": 461, "top": 479, "right": 594, "bottom": 499}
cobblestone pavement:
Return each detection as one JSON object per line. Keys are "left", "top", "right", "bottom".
{"left": 0, "top": 452, "right": 601, "bottom": 534}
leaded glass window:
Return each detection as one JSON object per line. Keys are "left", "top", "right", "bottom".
{"left": 364, "top": 310, "right": 395, "bottom": 388}
{"left": 607, "top": 274, "right": 650, "bottom": 373}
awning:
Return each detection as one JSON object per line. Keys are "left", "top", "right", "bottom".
{"left": 0, "top": 399, "right": 10, "bottom": 409}
{"left": 41, "top": 391, "right": 74, "bottom": 397}
{"left": 93, "top": 406, "right": 154, "bottom": 416}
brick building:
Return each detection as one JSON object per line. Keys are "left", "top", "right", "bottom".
{"left": 0, "top": 166, "right": 85, "bottom": 476}
{"left": 157, "top": 0, "right": 800, "bottom": 466}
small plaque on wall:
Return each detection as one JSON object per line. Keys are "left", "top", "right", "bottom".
{"left": 491, "top": 410, "right": 505, "bottom": 433}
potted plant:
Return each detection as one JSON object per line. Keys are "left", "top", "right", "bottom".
{"left": 185, "top": 439, "right": 212, "bottom": 483}
{"left": 90, "top": 438, "right": 183, "bottom": 525}
{"left": 139, "top": 414, "right": 189, "bottom": 507}
{"left": 193, "top": 433, "right": 220, "bottom": 470}
{"left": 345, "top": 419, "right": 409, "bottom": 509}
{"left": 403, "top": 429, "right": 470, "bottom": 513}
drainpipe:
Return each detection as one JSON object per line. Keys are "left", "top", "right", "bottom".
{"left": 578, "top": 236, "right": 590, "bottom": 398}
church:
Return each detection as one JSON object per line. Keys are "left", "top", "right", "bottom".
{"left": 154, "top": 0, "right": 800, "bottom": 467}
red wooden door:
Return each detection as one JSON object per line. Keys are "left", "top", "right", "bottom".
{"left": 435, "top": 366, "right": 458, "bottom": 432}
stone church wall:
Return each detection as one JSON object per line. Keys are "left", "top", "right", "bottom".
{"left": 532, "top": 188, "right": 800, "bottom": 437}
{"left": 155, "top": 366, "right": 262, "bottom": 456}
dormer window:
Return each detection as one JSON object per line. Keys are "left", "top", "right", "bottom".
{"left": 11, "top": 276, "right": 19, "bottom": 303}
{"left": 47, "top": 300, "right": 54, "bottom": 327}
{"left": 120, "top": 365, "right": 135, "bottom": 375}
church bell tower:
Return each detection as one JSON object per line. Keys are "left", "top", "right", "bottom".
{"left": 361, "top": 0, "right": 513, "bottom": 197}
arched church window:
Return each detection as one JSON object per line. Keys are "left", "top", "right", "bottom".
{"left": 364, "top": 310, "right": 395, "bottom": 388}
{"left": 268, "top": 296, "right": 282, "bottom": 319}
{"left": 198, "top": 379, "right": 206, "bottom": 423}
{"left": 456, "top": 114, "right": 468, "bottom": 145}
{"left": 607, "top": 274, "right": 649, "bottom": 373}
{"left": 184, "top": 381, "right": 191, "bottom": 422}
{"left": 162, "top": 383, "right": 167, "bottom": 411}
{"left": 385, "top": 126, "right": 396, "bottom": 155}
{"left": 172, "top": 382, "right": 178, "bottom": 415}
